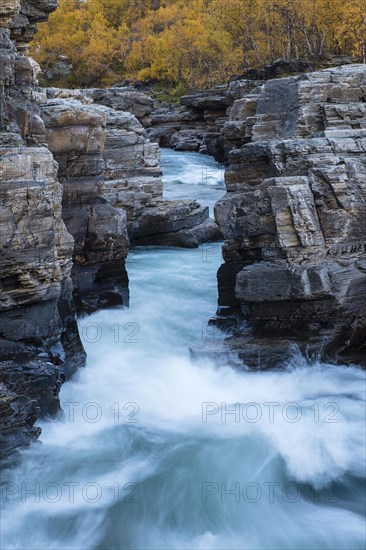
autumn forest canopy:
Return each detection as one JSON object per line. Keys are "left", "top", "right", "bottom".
{"left": 32, "top": 0, "right": 366, "bottom": 90}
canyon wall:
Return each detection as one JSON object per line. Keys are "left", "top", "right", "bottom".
{"left": 212, "top": 65, "right": 366, "bottom": 368}
{"left": 42, "top": 87, "right": 221, "bottom": 251}
{"left": 149, "top": 59, "right": 360, "bottom": 162}
{"left": 148, "top": 60, "right": 318, "bottom": 161}
{"left": 0, "top": 0, "right": 85, "bottom": 453}
{"left": 39, "top": 96, "right": 130, "bottom": 314}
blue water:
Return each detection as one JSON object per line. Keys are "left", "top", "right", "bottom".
{"left": 161, "top": 148, "right": 225, "bottom": 214}
{"left": 1, "top": 151, "right": 365, "bottom": 550}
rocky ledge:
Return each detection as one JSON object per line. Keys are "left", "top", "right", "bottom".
{"left": 205, "top": 64, "right": 366, "bottom": 368}
{"left": 149, "top": 58, "right": 361, "bottom": 165}
{"left": 148, "top": 60, "right": 322, "bottom": 161}
{"left": 39, "top": 97, "right": 130, "bottom": 314}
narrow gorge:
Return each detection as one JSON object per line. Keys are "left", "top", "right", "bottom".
{"left": 0, "top": 1, "right": 365, "bottom": 549}
{"left": 0, "top": 0, "right": 221, "bottom": 453}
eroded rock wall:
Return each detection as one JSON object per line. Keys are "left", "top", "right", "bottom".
{"left": 44, "top": 87, "right": 221, "bottom": 250}
{"left": 213, "top": 65, "right": 366, "bottom": 367}
{"left": 0, "top": 0, "right": 85, "bottom": 454}
{"left": 39, "top": 97, "right": 130, "bottom": 313}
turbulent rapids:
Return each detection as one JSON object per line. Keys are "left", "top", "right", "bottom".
{"left": 1, "top": 151, "right": 365, "bottom": 550}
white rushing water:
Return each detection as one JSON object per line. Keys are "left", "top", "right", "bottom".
{"left": 1, "top": 149, "right": 365, "bottom": 550}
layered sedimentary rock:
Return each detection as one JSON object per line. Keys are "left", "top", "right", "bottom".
{"left": 46, "top": 86, "right": 154, "bottom": 125}
{"left": 43, "top": 87, "right": 221, "bottom": 250}
{"left": 84, "top": 88, "right": 222, "bottom": 246}
{"left": 150, "top": 80, "right": 277, "bottom": 161}
{"left": 39, "top": 98, "right": 130, "bottom": 313}
{"left": 148, "top": 102, "right": 210, "bottom": 152}
{"left": 0, "top": 0, "right": 85, "bottom": 454}
{"left": 211, "top": 64, "right": 366, "bottom": 368}
{"left": 149, "top": 80, "right": 260, "bottom": 158}
{"left": 150, "top": 58, "right": 360, "bottom": 164}
{"left": 149, "top": 93, "right": 230, "bottom": 161}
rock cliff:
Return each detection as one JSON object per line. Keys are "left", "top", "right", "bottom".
{"left": 150, "top": 58, "right": 360, "bottom": 164}
{"left": 39, "top": 96, "right": 130, "bottom": 314}
{"left": 1, "top": 2, "right": 222, "bottom": 453}
{"left": 211, "top": 65, "right": 366, "bottom": 368}
{"left": 0, "top": 0, "right": 85, "bottom": 454}
{"left": 43, "top": 87, "right": 221, "bottom": 251}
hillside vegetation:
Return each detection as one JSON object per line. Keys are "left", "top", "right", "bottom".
{"left": 32, "top": 0, "right": 366, "bottom": 89}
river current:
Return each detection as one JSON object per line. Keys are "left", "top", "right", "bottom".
{"left": 1, "top": 150, "right": 365, "bottom": 549}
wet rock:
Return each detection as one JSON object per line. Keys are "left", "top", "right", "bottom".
{"left": 169, "top": 129, "right": 204, "bottom": 152}
{"left": 148, "top": 103, "right": 204, "bottom": 148}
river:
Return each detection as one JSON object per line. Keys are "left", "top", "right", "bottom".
{"left": 1, "top": 149, "right": 365, "bottom": 550}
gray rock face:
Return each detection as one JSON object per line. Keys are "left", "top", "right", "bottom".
{"left": 98, "top": 105, "right": 163, "bottom": 236}
{"left": 147, "top": 104, "right": 205, "bottom": 151}
{"left": 44, "top": 87, "right": 221, "bottom": 250}
{"left": 149, "top": 59, "right": 358, "bottom": 162}
{"left": 149, "top": 93, "right": 231, "bottom": 161}
{"left": 131, "top": 202, "right": 221, "bottom": 248}
{"left": 46, "top": 86, "right": 154, "bottom": 126}
{"left": 211, "top": 65, "right": 366, "bottom": 368}
{"left": 0, "top": 0, "right": 85, "bottom": 455}
{"left": 39, "top": 98, "right": 130, "bottom": 314}
{"left": 149, "top": 81, "right": 264, "bottom": 161}
{"left": 10, "top": 0, "right": 57, "bottom": 51}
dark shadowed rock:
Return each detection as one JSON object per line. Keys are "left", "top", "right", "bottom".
{"left": 130, "top": 201, "right": 222, "bottom": 248}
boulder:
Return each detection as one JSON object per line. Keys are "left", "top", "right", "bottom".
{"left": 130, "top": 201, "right": 222, "bottom": 248}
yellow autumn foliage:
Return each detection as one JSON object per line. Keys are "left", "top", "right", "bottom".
{"left": 31, "top": 0, "right": 366, "bottom": 88}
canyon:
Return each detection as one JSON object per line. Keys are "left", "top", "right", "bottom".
{"left": 150, "top": 63, "right": 366, "bottom": 369}
{"left": 1, "top": 0, "right": 366, "bottom": 457}
{"left": 0, "top": 0, "right": 220, "bottom": 454}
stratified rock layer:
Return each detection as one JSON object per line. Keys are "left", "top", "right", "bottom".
{"left": 149, "top": 58, "right": 360, "bottom": 163}
{"left": 212, "top": 65, "right": 366, "bottom": 368}
{"left": 39, "top": 97, "right": 130, "bottom": 313}
{"left": 44, "top": 87, "right": 221, "bottom": 250}
{"left": 0, "top": 0, "right": 85, "bottom": 454}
